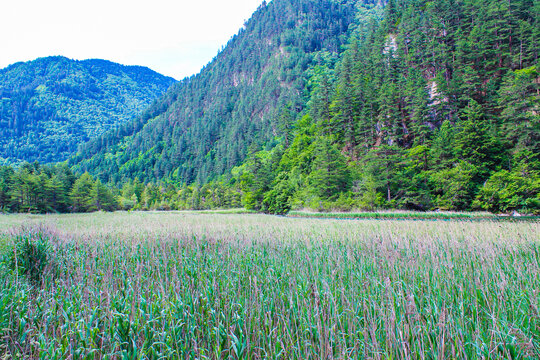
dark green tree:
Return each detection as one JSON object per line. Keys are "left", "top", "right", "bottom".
{"left": 308, "top": 138, "right": 351, "bottom": 199}
{"left": 69, "top": 172, "right": 95, "bottom": 212}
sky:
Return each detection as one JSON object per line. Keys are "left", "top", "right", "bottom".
{"left": 1, "top": 0, "right": 265, "bottom": 80}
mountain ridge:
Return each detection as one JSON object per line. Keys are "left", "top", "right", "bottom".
{"left": 71, "top": 0, "right": 373, "bottom": 184}
{"left": 0, "top": 56, "right": 176, "bottom": 165}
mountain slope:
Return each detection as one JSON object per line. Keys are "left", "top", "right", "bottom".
{"left": 72, "top": 0, "right": 374, "bottom": 184}
{"left": 1, "top": 0, "right": 537, "bottom": 215}
{"left": 0, "top": 56, "right": 176, "bottom": 164}
{"left": 235, "top": 0, "right": 539, "bottom": 214}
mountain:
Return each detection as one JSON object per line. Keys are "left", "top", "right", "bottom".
{"left": 66, "top": 0, "right": 538, "bottom": 215}
{"left": 234, "top": 0, "right": 539, "bottom": 214}
{"left": 71, "top": 0, "right": 376, "bottom": 184}
{"left": 0, "top": 56, "right": 176, "bottom": 164}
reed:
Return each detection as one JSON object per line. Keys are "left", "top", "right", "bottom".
{"left": 1, "top": 212, "right": 538, "bottom": 359}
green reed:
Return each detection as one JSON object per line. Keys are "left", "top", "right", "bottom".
{"left": 0, "top": 212, "right": 538, "bottom": 359}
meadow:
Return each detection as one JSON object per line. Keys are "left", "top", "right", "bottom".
{"left": 0, "top": 211, "right": 539, "bottom": 359}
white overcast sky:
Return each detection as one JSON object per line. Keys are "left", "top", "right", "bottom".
{"left": 1, "top": 0, "right": 265, "bottom": 80}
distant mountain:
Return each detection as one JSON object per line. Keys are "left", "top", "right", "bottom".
{"left": 0, "top": 56, "right": 176, "bottom": 164}
{"left": 72, "top": 0, "right": 373, "bottom": 184}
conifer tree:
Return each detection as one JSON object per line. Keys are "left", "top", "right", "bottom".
{"left": 70, "top": 172, "right": 95, "bottom": 212}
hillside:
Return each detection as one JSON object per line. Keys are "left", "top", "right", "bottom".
{"left": 71, "top": 0, "right": 374, "bottom": 184}
{"left": 234, "top": 0, "right": 539, "bottom": 214}
{"left": 0, "top": 56, "right": 175, "bottom": 164}
{"left": 4, "top": 0, "right": 536, "bottom": 215}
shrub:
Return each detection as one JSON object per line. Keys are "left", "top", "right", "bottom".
{"left": 262, "top": 177, "right": 293, "bottom": 215}
{"left": 9, "top": 229, "right": 54, "bottom": 285}
{"left": 474, "top": 168, "right": 540, "bottom": 214}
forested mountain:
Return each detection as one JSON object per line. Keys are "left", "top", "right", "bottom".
{"left": 72, "top": 0, "right": 377, "bottom": 184}
{"left": 235, "top": 0, "right": 539, "bottom": 213}
{"left": 3, "top": 0, "right": 538, "bottom": 214}
{"left": 0, "top": 56, "right": 175, "bottom": 164}
{"left": 71, "top": 0, "right": 539, "bottom": 214}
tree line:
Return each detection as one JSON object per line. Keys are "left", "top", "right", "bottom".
{"left": 0, "top": 162, "right": 117, "bottom": 213}
{"left": 0, "top": 162, "right": 244, "bottom": 213}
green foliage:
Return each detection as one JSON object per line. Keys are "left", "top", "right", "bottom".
{"left": 308, "top": 138, "right": 351, "bottom": 199}
{"left": 0, "top": 56, "right": 175, "bottom": 164}
{"left": 352, "top": 174, "right": 385, "bottom": 210}
{"left": 0, "top": 163, "right": 119, "bottom": 214}
{"left": 454, "top": 100, "right": 506, "bottom": 177}
{"left": 431, "top": 161, "right": 479, "bottom": 211}
{"left": 3, "top": 0, "right": 540, "bottom": 215}
{"left": 9, "top": 229, "right": 53, "bottom": 285}
{"left": 262, "top": 174, "right": 293, "bottom": 214}
{"left": 228, "top": 0, "right": 539, "bottom": 214}
{"left": 72, "top": 0, "right": 363, "bottom": 185}
{"left": 430, "top": 120, "right": 456, "bottom": 170}
{"left": 69, "top": 172, "right": 95, "bottom": 212}
{"left": 234, "top": 146, "right": 283, "bottom": 212}
{"left": 498, "top": 65, "right": 540, "bottom": 157}
{"left": 474, "top": 155, "right": 540, "bottom": 214}
{"left": 88, "top": 179, "right": 118, "bottom": 212}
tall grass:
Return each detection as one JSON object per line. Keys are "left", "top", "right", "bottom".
{"left": 0, "top": 212, "right": 539, "bottom": 359}
{"left": 287, "top": 210, "right": 532, "bottom": 220}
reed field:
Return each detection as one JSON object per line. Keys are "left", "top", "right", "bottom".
{"left": 0, "top": 211, "right": 539, "bottom": 359}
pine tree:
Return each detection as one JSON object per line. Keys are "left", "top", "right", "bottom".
{"left": 430, "top": 120, "right": 456, "bottom": 170}
{"left": 308, "top": 138, "right": 351, "bottom": 199}
{"left": 88, "top": 179, "right": 117, "bottom": 212}
{"left": 45, "top": 175, "right": 68, "bottom": 212}
{"left": 498, "top": 66, "right": 540, "bottom": 157}
{"left": 455, "top": 100, "right": 506, "bottom": 178}
{"left": 70, "top": 172, "right": 95, "bottom": 212}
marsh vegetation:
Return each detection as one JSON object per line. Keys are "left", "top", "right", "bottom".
{"left": 1, "top": 212, "right": 539, "bottom": 359}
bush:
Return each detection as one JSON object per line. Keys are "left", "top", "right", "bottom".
{"left": 9, "top": 229, "right": 54, "bottom": 285}
{"left": 262, "top": 179, "right": 293, "bottom": 215}
{"left": 474, "top": 168, "right": 540, "bottom": 214}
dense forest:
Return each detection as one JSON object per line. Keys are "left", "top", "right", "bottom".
{"left": 1, "top": 0, "right": 539, "bottom": 214}
{"left": 71, "top": 0, "right": 374, "bottom": 183}
{"left": 233, "top": 0, "right": 540, "bottom": 214}
{"left": 0, "top": 163, "right": 117, "bottom": 213}
{"left": 0, "top": 57, "right": 175, "bottom": 164}
{"left": 0, "top": 162, "right": 243, "bottom": 213}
